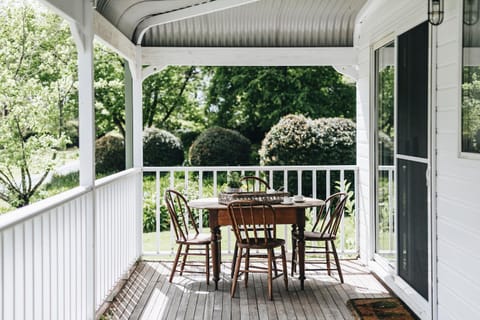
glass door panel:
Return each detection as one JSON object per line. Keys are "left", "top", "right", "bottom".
{"left": 374, "top": 41, "right": 396, "bottom": 264}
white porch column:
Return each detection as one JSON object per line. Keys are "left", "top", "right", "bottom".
{"left": 129, "top": 46, "right": 144, "bottom": 256}
{"left": 70, "top": 1, "right": 96, "bottom": 318}
{"left": 125, "top": 61, "right": 134, "bottom": 168}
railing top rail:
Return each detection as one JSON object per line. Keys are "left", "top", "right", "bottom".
{"left": 95, "top": 167, "right": 141, "bottom": 188}
{"left": 0, "top": 186, "right": 90, "bottom": 231}
{"left": 143, "top": 165, "right": 358, "bottom": 172}
{"left": 379, "top": 165, "right": 395, "bottom": 170}
{"left": 0, "top": 168, "right": 142, "bottom": 232}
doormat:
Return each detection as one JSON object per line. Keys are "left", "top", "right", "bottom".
{"left": 347, "top": 297, "right": 419, "bottom": 320}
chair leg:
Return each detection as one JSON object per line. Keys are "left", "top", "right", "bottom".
{"left": 231, "top": 247, "right": 243, "bottom": 298}
{"left": 267, "top": 248, "right": 273, "bottom": 300}
{"left": 281, "top": 245, "right": 288, "bottom": 290}
{"left": 267, "top": 249, "right": 273, "bottom": 300}
{"left": 206, "top": 244, "right": 210, "bottom": 285}
{"left": 331, "top": 241, "right": 344, "bottom": 283}
{"left": 272, "top": 248, "right": 278, "bottom": 277}
{"left": 267, "top": 229, "right": 278, "bottom": 277}
{"left": 231, "top": 242, "right": 238, "bottom": 278}
{"left": 180, "top": 244, "right": 190, "bottom": 275}
{"left": 325, "top": 240, "right": 331, "bottom": 276}
{"left": 244, "top": 248, "right": 250, "bottom": 287}
{"left": 170, "top": 244, "right": 183, "bottom": 283}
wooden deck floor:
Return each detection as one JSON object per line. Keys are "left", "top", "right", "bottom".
{"left": 103, "top": 260, "right": 390, "bottom": 320}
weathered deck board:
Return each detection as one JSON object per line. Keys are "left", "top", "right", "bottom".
{"left": 103, "top": 260, "right": 390, "bottom": 320}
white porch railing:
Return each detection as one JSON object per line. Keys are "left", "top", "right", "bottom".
{"left": 94, "top": 168, "right": 141, "bottom": 311}
{"left": 377, "top": 165, "right": 396, "bottom": 257}
{"left": 142, "top": 165, "right": 359, "bottom": 257}
{"left": 0, "top": 168, "right": 142, "bottom": 320}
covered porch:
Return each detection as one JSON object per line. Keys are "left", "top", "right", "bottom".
{"left": 2, "top": 0, "right": 479, "bottom": 319}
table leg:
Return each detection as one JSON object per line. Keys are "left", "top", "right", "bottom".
{"left": 298, "top": 223, "right": 305, "bottom": 290}
{"left": 211, "top": 226, "right": 221, "bottom": 290}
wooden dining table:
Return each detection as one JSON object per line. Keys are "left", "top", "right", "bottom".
{"left": 188, "top": 197, "right": 325, "bottom": 290}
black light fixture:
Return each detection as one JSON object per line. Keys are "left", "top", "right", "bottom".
{"left": 464, "top": 0, "right": 480, "bottom": 25}
{"left": 428, "top": 0, "right": 444, "bottom": 25}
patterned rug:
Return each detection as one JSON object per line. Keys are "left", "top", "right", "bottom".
{"left": 347, "top": 297, "right": 419, "bottom": 319}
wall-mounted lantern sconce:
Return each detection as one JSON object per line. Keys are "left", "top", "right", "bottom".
{"left": 464, "top": 0, "right": 480, "bottom": 25}
{"left": 428, "top": 0, "right": 444, "bottom": 25}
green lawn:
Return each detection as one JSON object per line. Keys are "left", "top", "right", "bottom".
{"left": 142, "top": 214, "right": 357, "bottom": 258}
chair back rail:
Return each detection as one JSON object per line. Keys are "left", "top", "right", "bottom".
{"left": 240, "top": 176, "right": 270, "bottom": 192}
{"left": 228, "top": 200, "right": 277, "bottom": 245}
{"left": 312, "top": 192, "right": 348, "bottom": 237}
{"left": 164, "top": 189, "right": 199, "bottom": 241}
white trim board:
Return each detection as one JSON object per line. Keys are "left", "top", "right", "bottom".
{"left": 142, "top": 47, "right": 357, "bottom": 66}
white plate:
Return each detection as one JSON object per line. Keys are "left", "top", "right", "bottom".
{"left": 280, "top": 201, "right": 294, "bottom": 205}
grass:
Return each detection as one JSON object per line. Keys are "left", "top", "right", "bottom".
{"left": 142, "top": 214, "right": 357, "bottom": 258}
{"left": 0, "top": 148, "right": 80, "bottom": 214}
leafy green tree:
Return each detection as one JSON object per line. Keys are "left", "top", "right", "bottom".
{"left": 93, "top": 46, "right": 208, "bottom": 142}
{"left": 0, "top": 2, "right": 72, "bottom": 207}
{"left": 143, "top": 66, "right": 208, "bottom": 135}
{"left": 94, "top": 43, "right": 126, "bottom": 137}
{"left": 206, "top": 66, "right": 355, "bottom": 144}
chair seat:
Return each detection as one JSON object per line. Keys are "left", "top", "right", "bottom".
{"left": 293, "top": 231, "right": 336, "bottom": 241}
{"left": 177, "top": 233, "right": 212, "bottom": 245}
{"left": 237, "top": 238, "right": 285, "bottom": 249}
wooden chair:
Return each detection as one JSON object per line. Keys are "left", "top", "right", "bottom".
{"left": 164, "top": 189, "right": 212, "bottom": 284}
{"left": 228, "top": 200, "right": 288, "bottom": 300}
{"left": 291, "top": 192, "right": 347, "bottom": 283}
{"left": 240, "top": 176, "right": 270, "bottom": 192}
{"left": 231, "top": 176, "right": 277, "bottom": 277}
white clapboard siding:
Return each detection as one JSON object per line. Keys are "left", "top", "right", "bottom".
{"left": 435, "top": 1, "right": 480, "bottom": 319}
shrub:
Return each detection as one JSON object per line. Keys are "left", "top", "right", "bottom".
{"left": 95, "top": 132, "right": 125, "bottom": 174}
{"left": 143, "top": 127, "right": 184, "bottom": 166}
{"left": 189, "top": 127, "right": 251, "bottom": 166}
{"left": 378, "top": 131, "right": 394, "bottom": 165}
{"left": 259, "top": 114, "right": 356, "bottom": 196}
{"left": 259, "top": 114, "right": 356, "bottom": 166}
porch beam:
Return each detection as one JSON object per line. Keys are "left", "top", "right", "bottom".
{"left": 93, "top": 11, "right": 136, "bottom": 63}
{"left": 133, "top": 0, "right": 260, "bottom": 44}
{"left": 142, "top": 47, "right": 357, "bottom": 66}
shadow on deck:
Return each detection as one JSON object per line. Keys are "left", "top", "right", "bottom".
{"left": 103, "top": 260, "right": 390, "bottom": 320}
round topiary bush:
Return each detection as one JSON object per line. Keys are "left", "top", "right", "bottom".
{"left": 259, "top": 114, "right": 356, "bottom": 166}
{"left": 143, "top": 127, "right": 184, "bottom": 166}
{"left": 189, "top": 127, "right": 251, "bottom": 166}
{"left": 259, "top": 115, "right": 356, "bottom": 197}
{"left": 95, "top": 132, "right": 125, "bottom": 174}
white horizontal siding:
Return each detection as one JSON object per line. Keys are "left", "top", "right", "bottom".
{"left": 435, "top": 1, "right": 480, "bottom": 319}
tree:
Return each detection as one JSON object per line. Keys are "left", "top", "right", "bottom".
{"left": 143, "top": 66, "right": 208, "bottom": 134}
{"left": 93, "top": 46, "right": 209, "bottom": 142}
{"left": 206, "top": 66, "right": 356, "bottom": 144}
{"left": 94, "top": 43, "right": 126, "bottom": 137}
{"left": 0, "top": 2, "right": 72, "bottom": 207}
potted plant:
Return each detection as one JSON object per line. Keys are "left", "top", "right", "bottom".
{"left": 226, "top": 172, "right": 242, "bottom": 192}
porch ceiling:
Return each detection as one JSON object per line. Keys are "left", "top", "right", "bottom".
{"left": 95, "top": 0, "right": 367, "bottom": 47}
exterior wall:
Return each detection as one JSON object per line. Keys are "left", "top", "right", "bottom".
{"left": 357, "top": 0, "right": 480, "bottom": 319}
{"left": 355, "top": 0, "right": 429, "bottom": 318}
{"left": 435, "top": 1, "right": 480, "bottom": 319}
